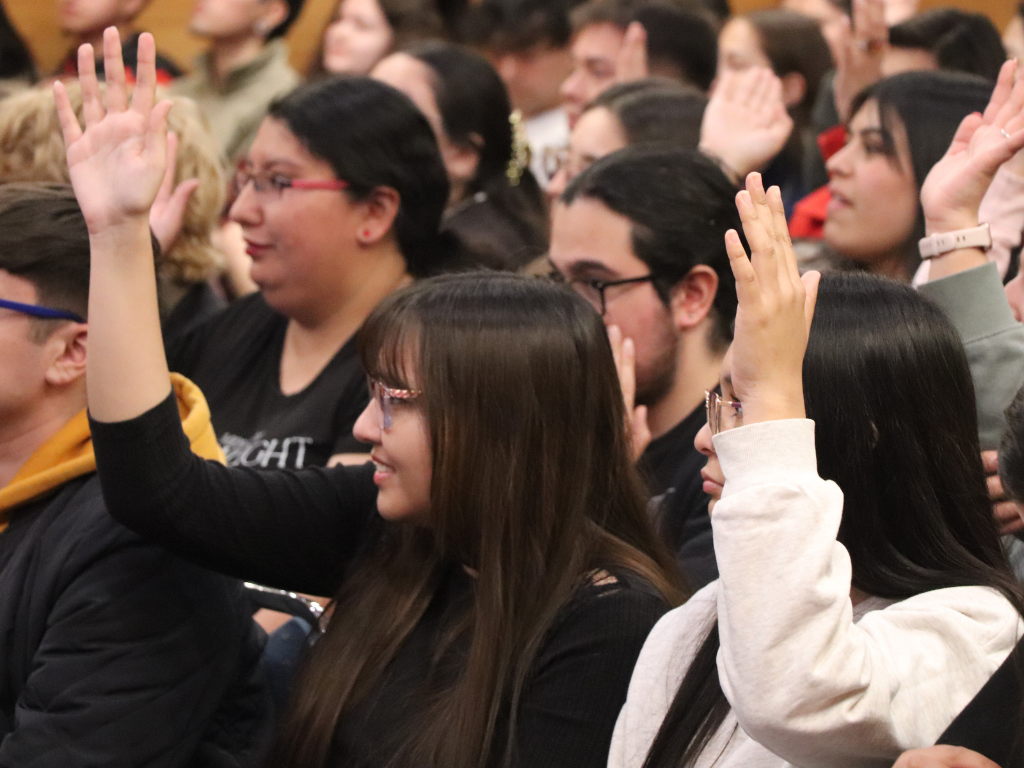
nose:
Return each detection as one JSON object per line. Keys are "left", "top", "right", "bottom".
{"left": 825, "top": 140, "right": 853, "bottom": 180}
{"left": 228, "top": 178, "right": 263, "bottom": 226}
{"left": 694, "top": 421, "right": 715, "bottom": 457}
{"left": 352, "top": 399, "right": 382, "bottom": 445}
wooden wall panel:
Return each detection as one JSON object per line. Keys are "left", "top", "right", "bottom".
{"left": 4, "top": 0, "right": 1018, "bottom": 79}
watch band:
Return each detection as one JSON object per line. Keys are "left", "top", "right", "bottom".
{"left": 918, "top": 222, "right": 992, "bottom": 260}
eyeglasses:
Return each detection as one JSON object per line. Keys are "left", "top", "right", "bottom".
{"left": 542, "top": 145, "right": 593, "bottom": 184}
{"left": 569, "top": 275, "right": 655, "bottom": 315}
{"left": 705, "top": 390, "right": 742, "bottom": 435}
{"left": 233, "top": 168, "right": 348, "bottom": 201}
{"left": 368, "top": 378, "right": 420, "bottom": 430}
{"left": 0, "top": 298, "right": 84, "bottom": 323}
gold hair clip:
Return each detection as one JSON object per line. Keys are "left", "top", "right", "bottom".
{"left": 507, "top": 109, "right": 530, "bottom": 187}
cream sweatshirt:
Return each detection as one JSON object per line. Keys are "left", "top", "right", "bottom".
{"left": 609, "top": 419, "right": 1023, "bottom": 768}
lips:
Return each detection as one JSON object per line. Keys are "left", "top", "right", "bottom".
{"left": 827, "top": 185, "right": 852, "bottom": 212}
{"left": 370, "top": 452, "right": 394, "bottom": 485}
{"left": 700, "top": 468, "right": 724, "bottom": 496}
{"left": 244, "top": 240, "right": 271, "bottom": 258}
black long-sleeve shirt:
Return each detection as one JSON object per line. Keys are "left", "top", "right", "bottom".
{"left": 91, "top": 392, "right": 668, "bottom": 768}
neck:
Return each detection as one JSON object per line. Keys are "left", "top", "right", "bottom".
{"left": 0, "top": 394, "right": 87, "bottom": 489}
{"left": 280, "top": 242, "right": 410, "bottom": 394}
{"left": 868, "top": 248, "right": 913, "bottom": 282}
{"left": 647, "top": 321, "right": 724, "bottom": 440}
{"left": 209, "top": 35, "right": 266, "bottom": 83}
{"left": 77, "top": 23, "right": 133, "bottom": 52}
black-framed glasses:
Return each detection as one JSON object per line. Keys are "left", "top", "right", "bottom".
{"left": 705, "top": 390, "right": 742, "bottom": 435}
{"left": 0, "top": 298, "right": 84, "bottom": 323}
{"left": 569, "top": 275, "right": 655, "bottom": 315}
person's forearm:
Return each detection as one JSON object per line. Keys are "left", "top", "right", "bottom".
{"left": 87, "top": 218, "right": 172, "bottom": 423}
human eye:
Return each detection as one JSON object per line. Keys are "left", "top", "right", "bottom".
{"left": 268, "top": 174, "right": 293, "bottom": 192}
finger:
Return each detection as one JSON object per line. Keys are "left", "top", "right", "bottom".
{"left": 631, "top": 405, "right": 651, "bottom": 460}
{"left": 761, "top": 73, "right": 784, "bottom": 122}
{"left": 767, "top": 185, "right": 799, "bottom": 285}
{"left": 993, "top": 60, "right": 1024, "bottom": 130}
{"left": 77, "top": 44, "right": 104, "bottom": 127}
{"left": 982, "top": 59, "right": 1016, "bottom": 124}
{"left": 168, "top": 178, "right": 200, "bottom": 215}
{"left": 103, "top": 27, "right": 128, "bottom": 113}
{"left": 157, "top": 131, "right": 180, "bottom": 202}
{"left": 608, "top": 324, "right": 623, "bottom": 369}
{"left": 131, "top": 31, "right": 157, "bottom": 116}
{"left": 719, "top": 68, "right": 738, "bottom": 101}
{"left": 738, "top": 179, "right": 779, "bottom": 287}
{"left": 987, "top": 472, "right": 1005, "bottom": 501}
{"left": 725, "top": 227, "right": 759, "bottom": 307}
{"left": 947, "top": 112, "right": 983, "bottom": 154}
{"left": 621, "top": 336, "right": 637, "bottom": 410}
{"left": 865, "top": 0, "right": 886, "bottom": 43}
{"left": 852, "top": 0, "right": 868, "bottom": 41}
{"left": 144, "top": 99, "right": 173, "bottom": 173}
{"left": 996, "top": 502, "right": 1024, "bottom": 535}
{"left": 737, "top": 67, "right": 760, "bottom": 109}
{"left": 801, "top": 270, "right": 820, "bottom": 330}
{"left": 973, "top": 127, "right": 1024, "bottom": 176}
{"left": 53, "top": 81, "right": 84, "bottom": 145}
{"left": 750, "top": 69, "right": 773, "bottom": 116}
{"left": 981, "top": 450, "right": 999, "bottom": 474}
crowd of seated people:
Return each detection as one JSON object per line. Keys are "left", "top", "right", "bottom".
{"left": 1, "top": 0, "right": 1024, "bottom": 767}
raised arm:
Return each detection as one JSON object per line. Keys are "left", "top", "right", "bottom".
{"left": 55, "top": 28, "right": 172, "bottom": 423}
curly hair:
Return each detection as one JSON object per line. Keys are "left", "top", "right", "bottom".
{"left": 0, "top": 84, "right": 225, "bottom": 284}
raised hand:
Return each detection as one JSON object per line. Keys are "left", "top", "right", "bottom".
{"left": 149, "top": 131, "right": 200, "bottom": 255}
{"left": 699, "top": 67, "right": 794, "bottom": 184}
{"left": 54, "top": 28, "right": 172, "bottom": 235}
{"left": 833, "top": 0, "right": 887, "bottom": 123}
{"left": 921, "top": 60, "right": 1024, "bottom": 236}
{"left": 724, "top": 173, "right": 820, "bottom": 427}
{"left": 608, "top": 325, "right": 651, "bottom": 460}
{"left": 614, "top": 22, "right": 649, "bottom": 84}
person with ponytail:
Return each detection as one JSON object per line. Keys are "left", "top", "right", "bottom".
{"left": 372, "top": 42, "right": 548, "bottom": 270}
{"left": 610, "top": 62, "right": 1024, "bottom": 768}
{"left": 53, "top": 29, "right": 684, "bottom": 768}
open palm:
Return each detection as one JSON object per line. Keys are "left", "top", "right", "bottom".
{"left": 55, "top": 29, "right": 171, "bottom": 233}
{"left": 921, "top": 60, "right": 1024, "bottom": 234}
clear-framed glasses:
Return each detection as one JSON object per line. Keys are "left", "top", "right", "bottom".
{"left": 368, "top": 378, "right": 420, "bottom": 430}
{"left": 0, "top": 297, "right": 84, "bottom": 323}
{"left": 705, "top": 390, "right": 742, "bottom": 435}
{"left": 233, "top": 167, "right": 348, "bottom": 202}
{"left": 542, "top": 145, "right": 569, "bottom": 180}
{"left": 569, "top": 275, "right": 655, "bottom": 315}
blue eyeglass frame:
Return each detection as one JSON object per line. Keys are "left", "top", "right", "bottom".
{"left": 0, "top": 298, "right": 85, "bottom": 323}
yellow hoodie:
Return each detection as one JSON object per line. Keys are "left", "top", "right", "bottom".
{"left": 0, "top": 374, "right": 225, "bottom": 535}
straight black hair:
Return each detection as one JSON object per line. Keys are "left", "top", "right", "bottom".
{"left": 0, "top": 3, "right": 34, "bottom": 81}
{"left": 406, "top": 42, "right": 548, "bottom": 262}
{"left": 848, "top": 70, "right": 994, "bottom": 275}
{"left": 643, "top": 272, "right": 1024, "bottom": 767}
{"left": 591, "top": 79, "right": 707, "bottom": 150}
{"left": 888, "top": 8, "right": 1006, "bottom": 83}
{"left": 633, "top": 3, "right": 718, "bottom": 93}
{"left": 562, "top": 146, "right": 741, "bottom": 352}
{"left": 269, "top": 76, "right": 459, "bottom": 278}
{"left": 460, "top": 0, "right": 587, "bottom": 51}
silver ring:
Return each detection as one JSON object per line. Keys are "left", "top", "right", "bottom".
{"left": 1003, "top": 129, "right": 1012, "bottom": 140}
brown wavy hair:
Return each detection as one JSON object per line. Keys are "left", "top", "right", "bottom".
{"left": 272, "top": 272, "right": 685, "bottom": 768}
{"left": 0, "top": 83, "right": 225, "bottom": 284}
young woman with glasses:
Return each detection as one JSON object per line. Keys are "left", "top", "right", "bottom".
{"left": 158, "top": 42, "right": 468, "bottom": 473}
{"left": 609, "top": 63, "right": 1024, "bottom": 767}
{"left": 55, "top": 31, "right": 684, "bottom": 768}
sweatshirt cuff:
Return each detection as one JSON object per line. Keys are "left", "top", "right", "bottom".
{"left": 918, "top": 262, "right": 1017, "bottom": 344}
{"left": 712, "top": 419, "right": 818, "bottom": 497}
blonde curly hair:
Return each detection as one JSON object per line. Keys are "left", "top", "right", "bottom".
{"left": 0, "top": 83, "right": 226, "bottom": 284}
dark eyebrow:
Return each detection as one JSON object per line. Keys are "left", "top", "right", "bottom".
{"left": 567, "top": 260, "right": 617, "bottom": 279}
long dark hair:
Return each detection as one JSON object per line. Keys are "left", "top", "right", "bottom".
{"left": 271, "top": 272, "right": 685, "bottom": 768}
{"left": 269, "top": 76, "right": 459, "bottom": 277}
{"left": 846, "top": 70, "right": 993, "bottom": 277}
{"left": 643, "top": 272, "right": 1024, "bottom": 767}
{"left": 0, "top": 3, "right": 34, "bottom": 82}
{"left": 406, "top": 42, "right": 548, "bottom": 265}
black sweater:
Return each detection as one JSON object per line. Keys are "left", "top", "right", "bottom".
{"left": 91, "top": 393, "right": 669, "bottom": 768}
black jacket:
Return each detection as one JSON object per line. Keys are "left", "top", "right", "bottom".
{"left": 0, "top": 475, "right": 271, "bottom": 768}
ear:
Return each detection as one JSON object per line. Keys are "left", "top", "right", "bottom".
{"left": 780, "top": 72, "right": 806, "bottom": 111}
{"left": 668, "top": 265, "right": 718, "bottom": 333}
{"left": 444, "top": 135, "right": 482, "bottom": 188}
{"left": 256, "top": 0, "right": 289, "bottom": 35}
{"left": 354, "top": 186, "right": 402, "bottom": 246}
{"left": 43, "top": 323, "right": 88, "bottom": 388}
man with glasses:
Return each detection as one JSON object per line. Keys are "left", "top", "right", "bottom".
{"left": 549, "top": 146, "right": 741, "bottom": 588}
{"left": 0, "top": 184, "right": 270, "bottom": 766}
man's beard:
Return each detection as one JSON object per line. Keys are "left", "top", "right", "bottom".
{"left": 635, "top": 318, "right": 679, "bottom": 408}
